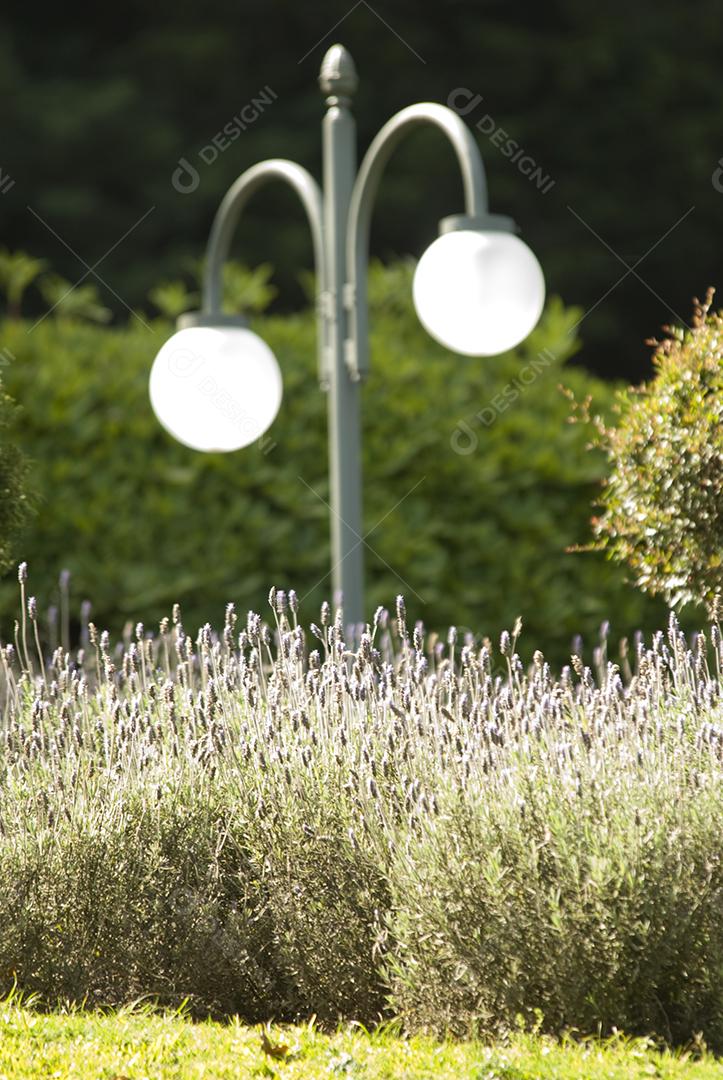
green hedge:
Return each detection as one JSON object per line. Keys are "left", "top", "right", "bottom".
{"left": 0, "top": 263, "right": 667, "bottom": 659}
{"left": 0, "top": 370, "right": 32, "bottom": 575}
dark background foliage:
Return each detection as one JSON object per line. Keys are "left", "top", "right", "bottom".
{"left": 1, "top": 0, "right": 722, "bottom": 381}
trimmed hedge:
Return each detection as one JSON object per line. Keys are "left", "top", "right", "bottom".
{"left": 0, "top": 263, "right": 666, "bottom": 659}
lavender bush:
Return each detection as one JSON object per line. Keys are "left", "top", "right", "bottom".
{"left": 0, "top": 573, "right": 721, "bottom": 1045}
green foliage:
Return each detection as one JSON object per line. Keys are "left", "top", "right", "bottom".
{"left": 585, "top": 290, "right": 723, "bottom": 611}
{"left": 148, "top": 260, "right": 277, "bottom": 320}
{"left": 37, "top": 275, "right": 112, "bottom": 324}
{"left": 218, "top": 260, "right": 278, "bottom": 315}
{"left": 0, "top": 250, "right": 47, "bottom": 319}
{"left": 0, "top": 262, "right": 667, "bottom": 659}
{"left": 147, "top": 281, "right": 200, "bottom": 319}
{"left": 0, "top": 375, "right": 32, "bottom": 575}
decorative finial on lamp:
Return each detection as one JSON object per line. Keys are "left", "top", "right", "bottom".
{"left": 319, "top": 44, "right": 358, "bottom": 102}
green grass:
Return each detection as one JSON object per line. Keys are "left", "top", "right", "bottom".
{"left": 0, "top": 1002, "right": 721, "bottom": 1079}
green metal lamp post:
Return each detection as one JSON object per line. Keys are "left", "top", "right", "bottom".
{"left": 149, "top": 44, "right": 546, "bottom": 626}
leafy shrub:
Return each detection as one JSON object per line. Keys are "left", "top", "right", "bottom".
{"left": 0, "top": 262, "right": 668, "bottom": 661}
{"left": 0, "top": 374, "right": 32, "bottom": 574}
{"left": 584, "top": 289, "right": 723, "bottom": 611}
{"left": 0, "top": 587, "right": 721, "bottom": 1046}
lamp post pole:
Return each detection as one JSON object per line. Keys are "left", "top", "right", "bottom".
{"left": 151, "top": 44, "right": 545, "bottom": 628}
{"left": 319, "top": 48, "right": 365, "bottom": 625}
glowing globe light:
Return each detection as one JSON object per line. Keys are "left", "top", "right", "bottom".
{"left": 412, "top": 229, "right": 546, "bottom": 356}
{"left": 149, "top": 325, "right": 282, "bottom": 452}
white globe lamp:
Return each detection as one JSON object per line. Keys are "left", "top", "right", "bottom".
{"left": 413, "top": 220, "right": 546, "bottom": 356}
{"left": 149, "top": 318, "right": 282, "bottom": 453}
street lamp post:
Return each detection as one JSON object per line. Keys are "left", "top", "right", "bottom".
{"left": 149, "top": 44, "right": 546, "bottom": 627}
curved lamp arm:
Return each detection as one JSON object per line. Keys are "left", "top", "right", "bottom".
{"left": 345, "top": 103, "right": 490, "bottom": 379}
{"left": 201, "top": 158, "right": 328, "bottom": 385}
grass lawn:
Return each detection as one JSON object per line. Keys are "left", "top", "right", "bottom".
{"left": 0, "top": 1002, "right": 721, "bottom": 1079}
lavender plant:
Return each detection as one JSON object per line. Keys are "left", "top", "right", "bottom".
{"left": 0, "top": 574, "right": 721, "bottom": 1046}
